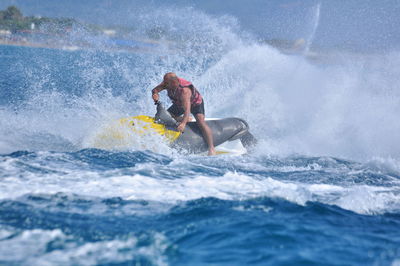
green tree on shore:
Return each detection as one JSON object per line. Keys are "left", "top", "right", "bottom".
{"left": 0, "top": 6, "right": 29, "bottom": 32}
{"left": 0, "top": 6, "right": 80, "bottom": 33}
{"left": 2, "top": 6, "right": 23, "bottom": 21}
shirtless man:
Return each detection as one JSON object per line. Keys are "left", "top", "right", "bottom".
{"left": 151, "top": 73, "right": 216, "bottom": 155}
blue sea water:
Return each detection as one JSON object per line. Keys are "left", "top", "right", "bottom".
{"left": 1, "top": 7, "right": 400, "bottom": 265}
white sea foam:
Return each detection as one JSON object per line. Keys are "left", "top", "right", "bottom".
{"left": 1, "top": 154, "right": 399, "bottom": 216}
{"left": 0, "top": 228, "right": 169, "bottom": 266}
{"left": 365, "top": 157, "right": 400, "bottom": 177}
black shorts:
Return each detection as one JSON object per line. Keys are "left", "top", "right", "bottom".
{"left": 167, "top": 100, "right": 205, "bottom": 117}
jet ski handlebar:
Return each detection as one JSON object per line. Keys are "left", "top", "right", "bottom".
{"left": 154, "top": 101, "right": 180, "bottom": 127}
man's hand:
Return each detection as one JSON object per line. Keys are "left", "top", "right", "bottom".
{"left": 152, "top": 93, "right": 159, "bottom": 103}
{"left": 177, "top": 122, "right": 186, "bottom": 132}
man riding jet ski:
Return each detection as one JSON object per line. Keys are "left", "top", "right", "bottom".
{"left": 89, "top": 101, "right": 256, "bottom": 154}
{"left": 151, "top": 73, "right": 216, "bottom": 155}
{"left": 150, "top": 72, "right": 256, "bottom": 154}
{"left": 89, "top": 73, "right": 257, "bottom": 154}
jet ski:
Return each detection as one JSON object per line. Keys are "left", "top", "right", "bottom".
{"left": 154, "top": 101, "right": 257, "bottom": 154}
{"left": 89, "top": 102, "right": 257, "bottom": 154}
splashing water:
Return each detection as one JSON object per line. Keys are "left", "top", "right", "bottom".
{"left": 1, "top": 5, "right": 399, "bottom": 161}
{"left": 1, "top": 4, "right": 400, "bottom": 265}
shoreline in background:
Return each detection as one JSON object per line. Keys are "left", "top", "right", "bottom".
{"left": 0, "top": 36, "right": 373, "bottom": 67}
{"left": 0, "top": 34, "right": 163, "bottom": 53}
{"left": 0, "top": 37, "right": 79, "bottom": 51}
{"left": 0, "top": 5, "right": 163, "bottom": 53}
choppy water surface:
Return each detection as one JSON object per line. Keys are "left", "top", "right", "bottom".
{"left": 1, "top": 149, "right": 400, "bottom": 265}
{"left": 1, "top": 5, "right": 400, "bottom": 265}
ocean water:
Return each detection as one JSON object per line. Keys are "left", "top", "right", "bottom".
{"left": 1, "top": 6, "right": 400, "bottom": 266}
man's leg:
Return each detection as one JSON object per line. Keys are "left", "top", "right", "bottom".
{"left": 195, "top": 113, "right": 216, "bottom": 155}
{"left": 167, "top": 104, "right": 184, "bottom": 121}
{"left": 168, "top": 104, "right": 194, "bottom": 122}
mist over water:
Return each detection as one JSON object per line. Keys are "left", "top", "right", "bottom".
{"left": 205, "top": 45, "right": 400, "bottom": 161}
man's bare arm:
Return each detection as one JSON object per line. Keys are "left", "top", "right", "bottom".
{"left": 151, "top": 82, "right": 165, "bottom": 102}
{"left": 177, "top": 87, "right": 192, "bottom": 132}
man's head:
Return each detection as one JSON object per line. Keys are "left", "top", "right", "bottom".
{"left": 163, "top": 72, "right": 179, "bottom": 90}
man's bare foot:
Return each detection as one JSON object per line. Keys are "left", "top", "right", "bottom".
{"left": 208, "top": 149, "right": 217, "bottom": 156}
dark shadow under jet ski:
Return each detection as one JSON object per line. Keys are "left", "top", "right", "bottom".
{"left": 154, "top": 101, "right": 257, "bottom": 154}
